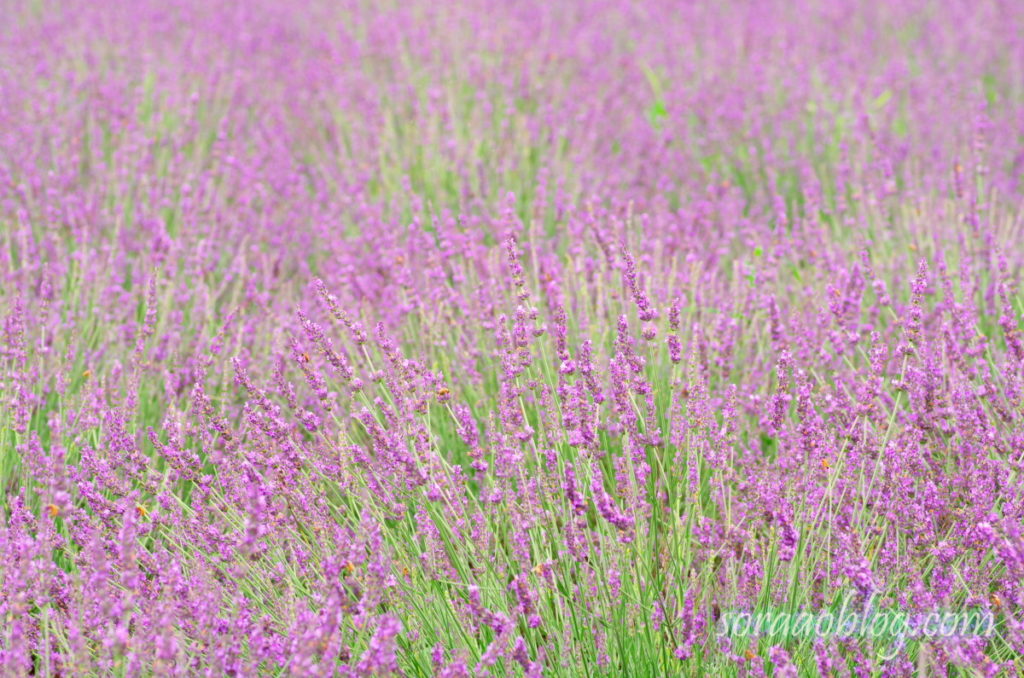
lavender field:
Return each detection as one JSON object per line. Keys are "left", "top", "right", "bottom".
{"left": 2, "top": 0, "right": 1024, "bottom": 675}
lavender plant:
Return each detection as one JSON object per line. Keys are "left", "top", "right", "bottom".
{"left": 2, "top": 0, "right": 1024, "bottom": 675}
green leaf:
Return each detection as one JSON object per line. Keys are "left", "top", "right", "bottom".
{"left": 642, "top": 63, "right": 669, "bottom": 129}
{"left": 871, "top": 89, "right": 892, "bottom": 110}
{"left": 646, "top": 99, "right": 668, "bottom": 129}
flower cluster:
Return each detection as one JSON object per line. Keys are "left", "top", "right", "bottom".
{"left": 1, "top": 0, "right": 1023, "bottom": 675}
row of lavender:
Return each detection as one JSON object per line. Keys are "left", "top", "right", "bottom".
{"left": 2, "top": 0, "right": 1024, "bottom": 675}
